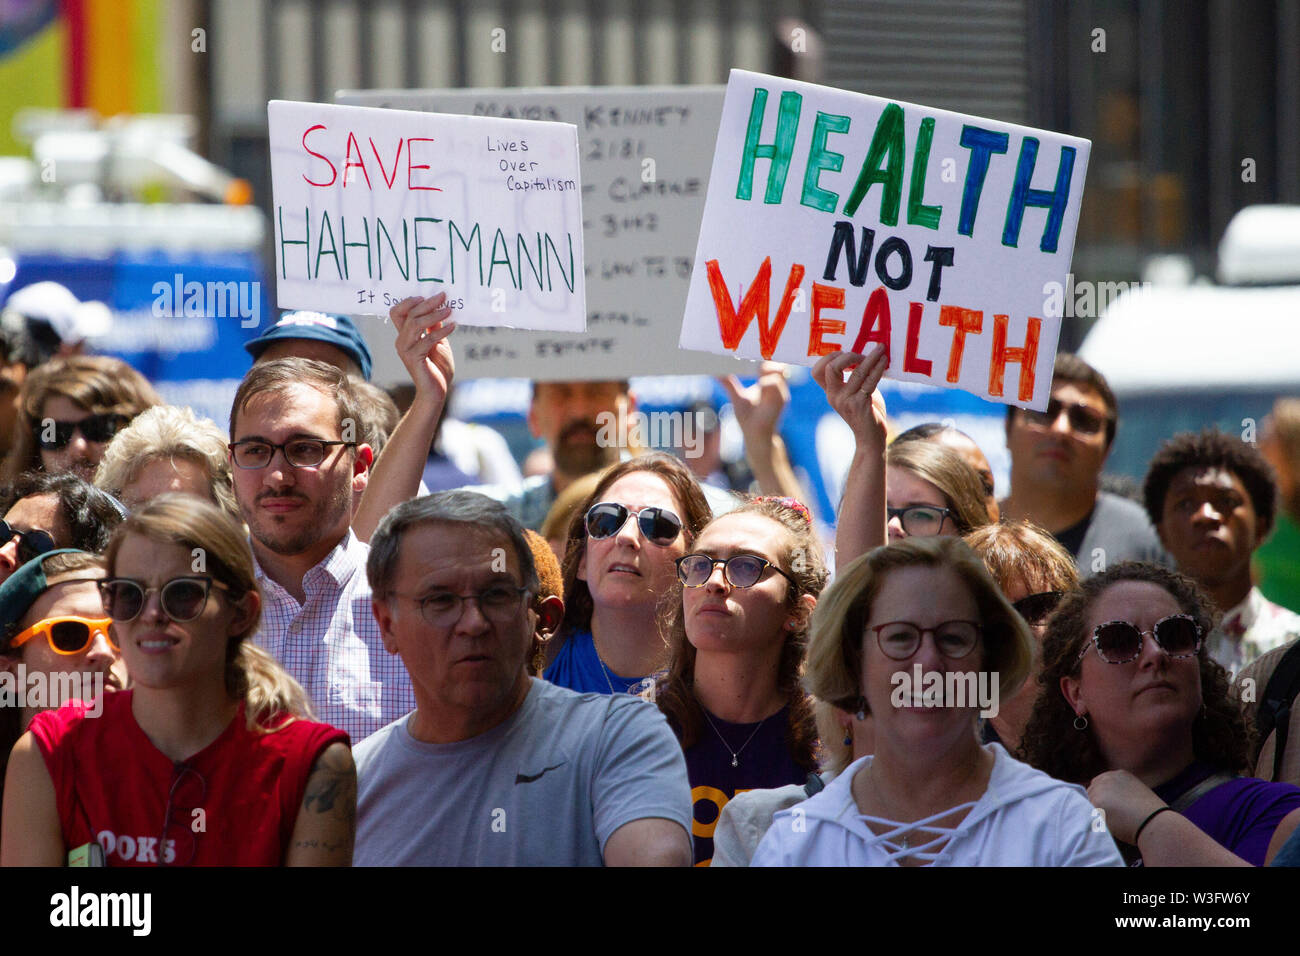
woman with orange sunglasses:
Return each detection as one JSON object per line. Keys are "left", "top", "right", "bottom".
{"left": 0, "top": 549, "right": 125, "bottom": 823}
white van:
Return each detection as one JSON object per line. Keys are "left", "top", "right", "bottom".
{"left": 1078, "top": 206, "right": 1300, "bottom": 479}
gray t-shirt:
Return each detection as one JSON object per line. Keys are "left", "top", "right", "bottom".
{"left": 353, "top": 677, "right": 692, "bottom": 865}
{"left": 1066, "top": 491, "right": 1171, "bottom": 578}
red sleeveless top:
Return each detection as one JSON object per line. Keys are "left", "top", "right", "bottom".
{"left": 28, "top": 691, "right": 348, "bottom": 866}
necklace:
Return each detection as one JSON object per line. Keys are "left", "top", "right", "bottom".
{"left": 592, "top": 636, "right": 616, "bottom": 694}
{"left": 700, "top": 706, "right": 769, "bottom": 768}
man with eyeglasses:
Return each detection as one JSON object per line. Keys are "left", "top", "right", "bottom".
{"left": 1000, "top": 353, "right": 1167, "bottom": 577}
{"left": 228, "top": 357, "right": 415, "bottom": 742}
{"left": 354, "top": 490, "right": 692, "bottom": 866}
{"left": 0, "top": 473, "right": 124, "bottom": 584}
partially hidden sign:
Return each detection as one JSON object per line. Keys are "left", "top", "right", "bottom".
{"left": 268, "top": 99, "right": 585, "bottom": 332}
{"left": 680, "top": 70, "right": 1092, "bottom": 410}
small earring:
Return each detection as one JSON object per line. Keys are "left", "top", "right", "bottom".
{"left": 842, "top": 729, "right": 853, "bottom": 746}
{"left": 1073, "top": 713, "right": 1089, "bottom": 731}
{"left": 855, "top": 707, "right": 866, "bottom": 722}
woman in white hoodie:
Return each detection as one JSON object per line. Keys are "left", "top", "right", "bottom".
{"left": 751, "top": 536, "right": 1123, "bottom": 866}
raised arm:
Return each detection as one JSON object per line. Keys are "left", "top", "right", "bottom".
{"left": 720, "top": 362, "right": 806, "bottom": 507}
{"left": 352, "top": 294, "right": 455, "bottom": 541}
{"left": 1, "top": 732, "right": 66, "bottom": 866}
{"left": 813, "top": 346, "right": 889, "bottom": 568}
{"left": 285, "top": 742, "right": 356, "bottom": 866}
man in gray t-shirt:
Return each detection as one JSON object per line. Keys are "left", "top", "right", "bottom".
{"left": 354, "top": 489, "right": 692, "bottom": 866}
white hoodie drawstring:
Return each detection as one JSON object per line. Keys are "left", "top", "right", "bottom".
{"left": 855, "top": 801, "right": 979, "bottom": 864}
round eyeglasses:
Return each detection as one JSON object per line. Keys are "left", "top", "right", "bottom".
{"left": 1078, "top": 615, "right": 1202, "bottom": 665}
{"left": 869, "top": 620, "right": 983, "bottom": 660}
{"left": 675, "top": 553, "right": 797, "bottom": 589}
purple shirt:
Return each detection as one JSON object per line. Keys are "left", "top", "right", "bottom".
{"left": 1154, "top": 762, "right": 1300, "bottom": 866}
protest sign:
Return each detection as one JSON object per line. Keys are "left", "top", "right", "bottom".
{"left": 337, "top": 86, "right": 756, "bottom": 383}
{"left": 268, "top": 99, "right": 585, "bottom": 334}
{"left": 680, "top": 70, "right": 1091, "bottom": 410}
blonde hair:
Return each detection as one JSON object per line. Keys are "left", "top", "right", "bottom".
{"left": 540, "top": 471, "right": 602, "bottom": 545}
{"left": 103, "top": 494, "right": 314, "bottom": 731}
{"left": 94, "top": 404, "right": 238, "bottom": 521}
{"left": 803, "top": 536, "right": 1033, "bottom": 717}
{"left": 885, "top": 440, "right": 992, "bottom": 534}
{"left": 4, "top": 355, "right": 161, "bottom": 483}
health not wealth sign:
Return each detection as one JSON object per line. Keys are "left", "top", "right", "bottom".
{"left": 680, "top": 70, "right": 1092, "bottom": 410}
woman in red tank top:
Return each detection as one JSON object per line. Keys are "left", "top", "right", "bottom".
{"left": 1, "top": 494, "right": 355, "bottom": 866}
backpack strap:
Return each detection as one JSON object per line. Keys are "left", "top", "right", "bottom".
{"left": 1257, "top": 639, "right": 1300, "bottom": 782}
{"left": 1169, "top": 772, "right": 1236, "bottom": 813}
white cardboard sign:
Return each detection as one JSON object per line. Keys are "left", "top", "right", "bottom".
{"left": 268, "top": 99, "right": 585, "bottom": 333}
{"left": 680, "top": 70, "right": 1092, "bottom": 410}
{"left": 336, "top": 86, "right": 757, "bottom": 383}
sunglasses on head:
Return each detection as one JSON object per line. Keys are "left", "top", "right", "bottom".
{"left": 0, "top": 519, "right": 56, "bottom": 565}
{"left": 584, "top": 502, "right": 683, "bottom": 546}
{"left": 9, "top": 616, "right": 117, "bottom": 656}
{"left": 37, "top": 413, "right": 129, "bottom": 450}
{"left": 98, "top": 576, "right": 227, "bottom": 623}
{"left": 676, "top": 553, "right": 797, "bottom": 589}
{"left": 1078, "top": 614, "right": 1203, "bottom": 665}
{"left": 1012, "top": 590, "right": 1065, "bottom": 626}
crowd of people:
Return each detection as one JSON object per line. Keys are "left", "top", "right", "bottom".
{"left": 0, "top": 284, "right": 1299, "bottom": 868}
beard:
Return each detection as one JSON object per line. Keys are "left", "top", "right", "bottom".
{"left": 245, "top": 479, "right": 354, "bottom": 557}
{"left": 552, "top": 419, "right": 620, "bottom": 477}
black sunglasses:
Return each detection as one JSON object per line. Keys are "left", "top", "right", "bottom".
{"left": 0, "top": 519, "right": 56, "bottom": 565}
{"left": 1012, "top": 590, "right": 1065, "bottom": 626}
{"left": 676, "top": 553, "right": 797, "bottom": 589}
{"left": 37, "top": 413, "right": 129, "bottom": 450}
{"left": 1020, "top": 399, "right": 1108, "bottom": 436}
{"left": 1078, "top": 614, "right": 1203, "bottom": 665}
{"left": 585, "top": 502, "right": 683, "bottom": 546}
{"left": 99, "top": 576, "right": 228, "bottom": 623}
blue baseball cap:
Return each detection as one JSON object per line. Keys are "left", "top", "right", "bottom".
{"left": 244, "top": 311, "right": 373, "bottom": 380}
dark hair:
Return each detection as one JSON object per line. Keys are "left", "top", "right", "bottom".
{"left": 367, "top": 491, "right": 539, "bottom": 600}
{"left": 1005, "top": 352, "right": 1118, "bottom": 448}
{"left": 894, "top": 421, "right": 960, "bottom": 443}
{"left": 653, "top": 497, "right": 827, "bottom": 771}
{"left": 1142, "top": 428, "right": 1277, "bottom": 539}
{"left": 0, "top": 471, "right": 124, "bottom": 552}
{"left": 229, "top": 357, "right": 364, "bottom": 443}
{"left": 549, "top": 453, "right": 713, "bottom": 666}
{"left": 1019, "top": 561, "right": 1251, "bottom": 783}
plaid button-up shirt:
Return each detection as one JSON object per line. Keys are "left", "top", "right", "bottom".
{"left": 252, "top": 530, "right": 415, "bottom": 743}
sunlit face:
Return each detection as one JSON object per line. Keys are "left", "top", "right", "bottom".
{"left": 2, "top": 577, "right": 126, "bottom": 723}
{"left": 230, "top": 383, "right": 362, "bottom": 561}
{"left": 886, "top": 466, "right": 956, "bottom": 541}
{"left": 1006, "top": 382, "right": 1111, "bottom": 491}
{"left": 682, "top": 513, "right": 794, "bottom": 655}
{"left": 110, "top": 533, "right": 254, "bottom": 693}
{"left": 577, "top": 472, "right": 688, "bottom": 614}
{"left": 1062, "top": 580, "right": 1201, "bottom": 766}
{"left": 1157, "top": 466, "right": 1258, "bottom": 592}
{"left": 860, "top": 564, "right": 985, "bottom": 748}
{"left": 372, "top": 522, "right": 534, "bottom": 719}
{"left": 0, "top": 494, "right": 70, "bottom": 584}
{"left": 39, "top": 395, "right": 109, "bottom": 482}
{"left": 121, "top": 457, "right": 214, "bottom": 511}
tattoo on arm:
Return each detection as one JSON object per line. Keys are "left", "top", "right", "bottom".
{"left": 301, "top": 744, "right": 357, "bottom": 836}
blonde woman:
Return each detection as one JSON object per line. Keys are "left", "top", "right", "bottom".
{"left": 752, "top": 536, "right": 1122, "bottom": 867}
{"left": 94, "top": 404, "right": 239, "bottom": 520}
{"left": 1, "top": 495, "right": 354, "bottom": 866}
